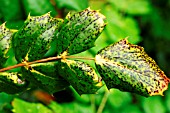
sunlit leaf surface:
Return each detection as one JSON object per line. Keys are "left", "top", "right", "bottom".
{"left": 54, "top": 8, "right": 106, "bottom": 55}
{"left": 95, "top": 38, "right": 170, "bottom": 96}
{"left": 13, "top": 13, "right": 63, "bottom": 62}
{"left": 56, "top": 59, "right": 102, "bottom": 95}
{"left": 21, "top": 62, "right": 70, "bottom": 94}
{"left": 0, "top": 23, "right": 17, "bottom": 67}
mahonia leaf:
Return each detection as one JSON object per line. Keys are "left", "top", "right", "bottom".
{"left": 95, "top": 39, "right": 170, "bottom": 97}
{"left": 21, "top": 62, "right": 70, "bottom": 93}
{"left": 56, "top": 59, "right": 102, "bottom": 95}
{"left": 0, "top": 23, "right": 17, "bottom": 67}
{"left": 13, "top": 12, "right": 63, "bottom": 62}
{"left": 0, "top": 72, "right": 28, "bottom": 94}
{"left": 54, "top": 8, "right": 106, "bottom": 55}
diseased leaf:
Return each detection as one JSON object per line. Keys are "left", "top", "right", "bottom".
{"left": 95, "top": 38, "right": 170, "bottom": 97}
{"left": 13, "top": 13, "right": 63, "bottom": 62}
{"left": 0, "top": 8, "right": 168, "bottom": 97}
{"left": 56, "top": 59, "right": 102, "bottom": 95}
{"left": 0, "top": 23, "right": 17, "bottom": 67}
{"left": 54, "top": 8, "right": 106, "bottom": 55}
{"left": 0, "top": 72, "right": 28, "bottom": 94}
{"left": 21, "top": 62, "right": 70, "bottom": 94}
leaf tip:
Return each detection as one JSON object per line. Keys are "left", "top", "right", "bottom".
{"left": 27, "top": 13, "right": 31, "bottom": 19}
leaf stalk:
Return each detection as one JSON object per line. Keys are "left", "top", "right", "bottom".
{"left": 0, "top": 56, "right": 95, "bottom": 72}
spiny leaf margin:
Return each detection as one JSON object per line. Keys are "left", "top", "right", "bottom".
{"left": 95, "top": 38, "right": 170, "bottom": 97}
{"left": 56, "top": 59, "right": 103, "bottom": 95}
{"left": 13, "top": 12, "right": 63, "bottom": 62}
{"left": 54, "top": 8, "right": 106, "bottom": 55}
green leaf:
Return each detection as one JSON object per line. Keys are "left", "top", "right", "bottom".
{"left": 54, "top": 8, "right": 106, "bottom": 55}
{"left": 13, "top": 13, "right": 63, "bottom": 62}
{"left": 107, "top": 89, "right": 132, "bottom": 109}
{"left": 165, "top": 90, "right": 170, "bottom": 112}
{"left": 0, "top": 0, "right": 23, "bottom": 21}
{"left": 0, "top": 72, "right": 28, "bottom": 94}
{"left": 142, "top": 96, "right": 166, "bottom": 113}
{"left": 120, "top": 105, "right": 143, "bottom": 113}
{"left": 5, "top": 20, "right": 24, "bottom": 29}
{"left": 109, "top": 0, "right": 151, "bottom": 15}
{"left": 0, "top": 92, "right": 14, "bottom": 112}
{"left": 12, "top": 98, "right": 53, "bottom": 113}
{"left": 102, "top": 6, "right": 141, "bottom": 44}
{"left": 55, "top": 0, "right": 88, "bottom": 11}
{"left": 49, "top": 101, "right": 93, "bottom": 113}
{"left": 95, "top": 38, "right": 170, "bottom": 97}
{"left": 21, "top": 62, "right": 70, "bottom": 94}
{"left": 0, "top": 23, "right": 17, "bottom": 67}
{"left": 56, "top": 59, "right": 102, "bottom": 95}
{"left": 23, "top": 0, "right": 57, "bottom": 16}
{"left": 48, "top": 102, "right": 74, "bottom": 113}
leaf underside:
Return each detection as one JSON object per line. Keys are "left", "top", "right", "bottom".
{"left": 95, "top": 39, "right": 170, "bottom": 97}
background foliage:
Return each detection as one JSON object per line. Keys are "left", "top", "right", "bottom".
{"left": 0, "top": 0, "right": 170, "bottom": 113}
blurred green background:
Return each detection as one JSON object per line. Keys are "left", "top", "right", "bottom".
{"left": 0, "top": 0, "right": 170, "bottom": 113}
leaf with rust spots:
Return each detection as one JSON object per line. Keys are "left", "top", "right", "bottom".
{"left": 0, "top": 23, "right": 17, "bottom": 67}
{"left": 13, "top": 12, "right": 63, "bottom": 62}
{"left": 54, "top": 8, "right": 106, "bottom": 55}
{"left": 21, "top": 62, "right": 70, "bottom": 94}
{"left": 56, "top": 59, "right": 102, "bottom": 95}
{"left": 95, "top": 38, "right": 170, "bottom": 97}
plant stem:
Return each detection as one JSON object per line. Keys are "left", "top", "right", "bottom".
{"left": 0, "top": 56, "right": 95, "bottom": 72}
{"left": 65, "top": 56, "right": 95, "bottom": 60}
{"left": 97, "top": 91, "right": 109, "bottom": 113}
{"left": 0, "top": 56, "right": 62, "bottom": 72}
{"left": 90, "top": 94, "right": 96, "bottom": 113}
